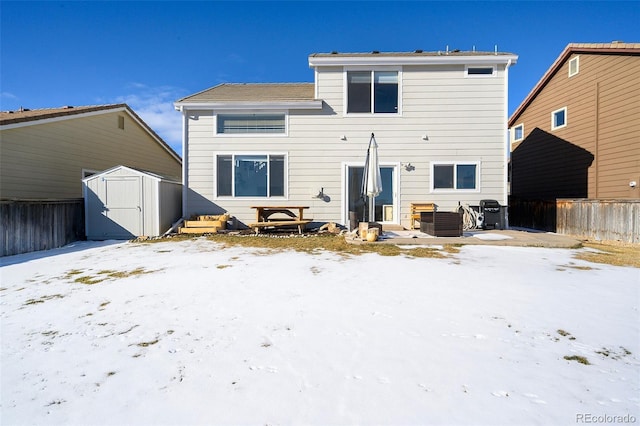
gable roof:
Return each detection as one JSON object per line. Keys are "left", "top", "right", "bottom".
{"left": 0, "top": 104, "right": 181, "bottom": 163}
{"left": 509, "top": 42, "right": 640, "bottom": 126}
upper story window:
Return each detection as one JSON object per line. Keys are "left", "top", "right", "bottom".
{"left": 347, "top": 70, "right": 399, "bottom": 114}
{"left": 512, "top": 124, "right": 524, "bottom": 142}
{"left": 568, "top": 56, "right": 579, "bottom": 77}
{"left": 465, "top": 65, "right": 497, "bottom": 77}
{"left": 216, "top": 114, "right": 286, "bottom": 135}
{"left": 431, "top": 162, "right": 479, "bottom": 192}
{"left": 551, "top": 107, "right": 567, "bottom": 130}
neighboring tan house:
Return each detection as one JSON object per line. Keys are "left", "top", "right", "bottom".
{"left": 1, "top": 104, "right": 181, "bottom": 199}
{"left": 509, "top": 42, "right": 640, "bottom": 202}
{"left": 0, "top": 104, "right": 182, "bottom": 255}
{"left": 175, "top": 49, "right": 518, "bottom": 229}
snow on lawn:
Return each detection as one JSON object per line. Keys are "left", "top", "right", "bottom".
{"left": 1, "top": 238, "right": 638, "bottom": 425}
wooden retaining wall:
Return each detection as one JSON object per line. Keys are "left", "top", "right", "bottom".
{"left": 557, "top": 199, "right": 639, "bottom": 244}
{"left": 1, "top": 199, "right": 85, "bottom": 257}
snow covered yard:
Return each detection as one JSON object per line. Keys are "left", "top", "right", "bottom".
{"left": 1, "top": 238, "right": 638, "bottom": 426}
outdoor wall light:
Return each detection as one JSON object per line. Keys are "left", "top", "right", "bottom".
{"left": 422, "top": 134, "right": 429, "bottom": 141}
{"left": 630, "top": 181, "right": 637, "bottom": 188}
{"left": 340, "top": 135, "right": 347, "bottom": 141}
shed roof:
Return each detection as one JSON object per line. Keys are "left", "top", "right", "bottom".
{"left": 509, "top": 42, "right": 640, "bottom": 126}
{"left": 83, "top": 165, "right": 181, "bottom": 184}
{"left": 0, "top": 104, "right": 181, "bottom": 163}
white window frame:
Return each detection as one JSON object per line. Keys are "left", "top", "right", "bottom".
{"left": 551, "top": 107, "right": 567, "bottom": 130}
{"left": 343, "top": 66, "right": 402, "bottom": 116}
{"left": 465, "top": 65, "right": 497, "bottom": 78}
{"left": 213, "top": 152, "right": 288, "bottom": 199}
{"left": 568, "top": 56, "right": 579, "bottom": 77}
{"left": 214, "top": 111, "right": 288, "bottom": 137}
{"left": 512, "top": 123, "right": 524, "bottom": 142}
{"left": 430, "top": 161, "right": 481, "bottom": 193}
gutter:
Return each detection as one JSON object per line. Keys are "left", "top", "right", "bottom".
{"left": 173, "top": 101, "right": 323, "bottom": 111}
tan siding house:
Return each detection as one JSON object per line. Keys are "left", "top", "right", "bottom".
{"left": 1, "top": 104, "right": 181, "bottom": 200}
{"left": 509, "top": 42, "right": 640, "bottom": 200}
{"left": 176, "top": 50, "right": 518, "bottom": 229}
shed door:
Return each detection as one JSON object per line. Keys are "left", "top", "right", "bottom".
{"left": 103, "top": 177, "right": 143, "bottom": 238}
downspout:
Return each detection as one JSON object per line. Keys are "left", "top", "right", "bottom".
{"left": 594, "top": 81, "right": 600, "bottom": 198}
{"left": 178, "top": 105, "right": 189, "bottom": 220}
{"left": 503, "top": 59, "right": 513, "bottom": 207}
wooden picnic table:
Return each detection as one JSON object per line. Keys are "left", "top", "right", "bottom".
{"left": 249, "top": 206, "right": 311, "bottom": 234}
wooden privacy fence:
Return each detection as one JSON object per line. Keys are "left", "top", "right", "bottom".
{"left": 1, "top": 199, "right": 85, "bottom": 257}
{"left": 557, "top": 199, "right": 639, "bottom": 244}
{"left": 508, "top": 197, "right": 556, "bottom": 232}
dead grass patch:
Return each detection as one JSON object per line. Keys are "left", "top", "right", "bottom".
{"left": 557, "top": 262, "right": 595, "bottom": 271}
{"left": 564, "top": 355, "right": 591, "bottom": 365}
{"left": 575, "top": 242, "right": 640, "bottom": 268}
{"left": 24, "top": 294, "right": 64, "bottom": 306}
{"left": 65, "top": 267, "right": 159, "bottom": 285}
{"left": 139, "top": 233, "right": 452, "bottom": 259}
{"left": 135, "top": 339, "right": 159, "bottom": 347}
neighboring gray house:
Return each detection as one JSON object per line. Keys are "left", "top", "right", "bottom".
{"left": 174, "top": 50, "right": 518, "bottom": 229}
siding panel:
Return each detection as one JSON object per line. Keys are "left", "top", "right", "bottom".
{"left": 1, "top": 111, "right": 181, "bottom": 200}
{"left": 511, "top": 52, "right": 640, "bottom": 201}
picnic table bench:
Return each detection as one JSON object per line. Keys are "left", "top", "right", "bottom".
{"left": 249, "top": 206, "right": 311, "bottom": 234}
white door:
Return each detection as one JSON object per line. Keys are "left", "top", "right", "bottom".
{"left": 102, "top": 177, "right": 142, "bottom": 238}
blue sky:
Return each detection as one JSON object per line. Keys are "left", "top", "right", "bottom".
{"left": 2, "top": 1, "right": 638, "bottom": 154}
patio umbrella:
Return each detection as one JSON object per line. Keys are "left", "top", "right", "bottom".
{"left": 361, "top": 133, "right": 383, "bottom": 222}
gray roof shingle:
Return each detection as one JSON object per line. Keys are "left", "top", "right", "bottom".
{"left": 176, "top": 83, "right": 315, "bottom": 103}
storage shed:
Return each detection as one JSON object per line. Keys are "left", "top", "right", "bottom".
{"left": 83, "top": 166, "right": 182, "bottom": 240}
